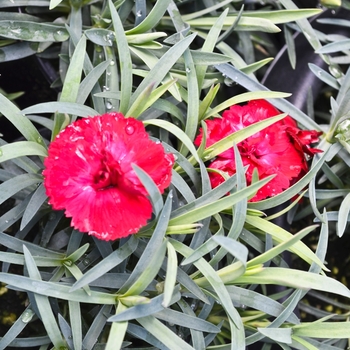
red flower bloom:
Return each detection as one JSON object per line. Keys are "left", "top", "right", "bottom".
{"left": 195, "top": 100, "right": 322, "bottom": 201}
{"left": 43, "top": 113, "right": 174, "bottom": 240}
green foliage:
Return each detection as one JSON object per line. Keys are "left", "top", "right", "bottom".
{"left": 0, "top": 0, "right": 350, "bottom": 349}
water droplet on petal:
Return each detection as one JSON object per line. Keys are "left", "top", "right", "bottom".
{"left": 125, "top": 125, "right": 135, "bottom": 135}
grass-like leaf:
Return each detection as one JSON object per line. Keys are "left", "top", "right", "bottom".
{"left": 137, "top": 315, "right": 195, "bottom": 350}
{"left": 60, "top": 35, "right": 86, "bottom": 103}
{"left": 235, "top": 268, "right": 350, "bottom": 298}
{"left": 23, "top": 246, "right": 66, "bottom": 348}
{"left": 169, "top": 176, "right": 274, "bottom": 226}
{"left": 70, "top": 236, "right": 138, "bottom": 291}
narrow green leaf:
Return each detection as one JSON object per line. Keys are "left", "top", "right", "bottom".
{"left": 2, "top": 273, "right": 117, "bottom": 304}
{"left": 213, "top": 236, "right": 248, "bottom": 266}
{"left": 22, "top": 102, "right": 98, "bottom": 117}
{"left": 60, "top": 35, "right": 86, "bottom": 103}
{"left": 0, "top": 232, "right": 64, "bottom": 258}
{"left": 169, "top": 176, "right": 274, "bottom": 226}
{"left": 241, "top": 58, "right": 274, "bottom": 75}
{"left": 0, "top": 173, "right": 42, "bottom": 205}
{"left": 235, "top": 267, "right": 350, "bottom": 298}
{"left": 109, "top": 289, "right": 181, "bottom": 322}
{"left": 196, "top": 9, "right": 228, "bottom": 91}
{"left": 0, "top": 21, "right": 69, "bottom": 42}
{"left": 243, "top": 9, "right": 322, "bottom": 24}
{"left": 23, "top": 246, "right": 66, "bottom": 348}
{"left": 0, "top": 94, "right": 44, "bottom": 143}
{"left": 77, "top": 60, "right": 111, "bottom": 104}
{"left": 163, "top": 241, "right": 178, "bottom": 308}
{"left": 70, "top": 236, "right": 138, "bottom": 291}
{"left": 278, "top": 0, "right": 323, "bottom": 52}
{"left": 247, "top": 225, "right": 319, "bottom": 268}
{"left": 109, "top": 0, "right": 132, "bottom": 113}
{"left": 125, "top": 0, "right": 172, "bottom": 35}
{"left": 293, "top": 322, "right": 350, "bottom": 338}
{"left": 137, "top": 315, "right": 194, "bottom": 350}
{"left": 118, "top": 193, "right": 172, "bottom": 295}
{"left": 170, "top": 239, "right": 244, "bottom": 332}
{"left": 245, "top": 215, "right": 327, "bottom": 270}
{"left": 309, "top": 63, "right": 340, "bottom": 90}
{"left": 106, "top": 303, "right": 128, "bottom": 350}
{"left": 20, "top": 184, "right": 47, "bottom": 230}
{"left": 226, "top": 286, "right": 299, "bottom": 324}
{"left": 258, "top": 328, "right": 292, "bottom": 344}
{"left": 144, "top": 119, "right": 201, "bottom": 163}
{"left": 69, "top": 301, "right": 82, "bottom": 350}
{"left": 337, "top": 192, "right": 350, "bottom": 237}
{"left": 131, "top": 34, "right": 196, "bottom": 105}
{"left": 122, "top": 240, "right": 167, "bottom": 297}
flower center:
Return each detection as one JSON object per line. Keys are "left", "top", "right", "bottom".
{"left": 93, "top": 159, "right": 119, "bottom": 191}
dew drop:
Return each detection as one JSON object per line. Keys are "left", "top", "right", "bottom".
{"left": 106, "top": 101, "right": 113, "bottom": 110}
{"left": 177, "top": 331, "right": 184, "bottom": 339}
{"left": 103, "top": 86, "right": 110, "bottom": 91}
{"left": 37, "top": 136, "right": 43, "bottom": 144}
{"left": 110, "top": 60, "right": 115, "bottom": 66}
{"left": 136, "top": 10, "right": 142, "bottom": 17}
{"left": 125, "top": 125, "right": 135, "bottom": 135}
{"left": 83, "top": 258, "right": 90, "bottom": 266}
{"left": 185, "top": 67, "right": 191, "bottom": 73}
{"left": 224, "top": 77, "right": 234, "bottom": 87}
{"left": 53, "top": 30, "right": 69, "bottom": 41}
{"left": 107, "top": 32, "right": 115, "bottom": 41}
{"left": 21, "top": 309, "right": 34, "bottom": 323}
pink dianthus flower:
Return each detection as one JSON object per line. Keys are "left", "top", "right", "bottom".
{"left": 43, "top": 113, "right": 174, "bottom": 240}
{"left": 195, "top": 100, "right": 322, "bottom": 201}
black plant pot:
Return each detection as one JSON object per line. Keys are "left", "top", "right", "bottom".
{"left": 0, "top": 55, "right": 59, "bottom": 142}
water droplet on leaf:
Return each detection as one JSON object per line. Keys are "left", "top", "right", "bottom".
{"left": 21, "top": 309, "right": 34, "bottom": 323}
{"left": 53, "top": 30, "right": 69, "bottom": 42}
